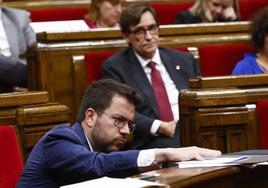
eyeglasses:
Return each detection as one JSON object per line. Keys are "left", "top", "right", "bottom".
{"left": 97, "top": 111, "right": 136, "bottom": 133}
{"left": 129, "top": 24, "right": 159, "bottom": 39}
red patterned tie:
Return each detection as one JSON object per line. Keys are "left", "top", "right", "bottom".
{"left": 147, "top": 61, "right": 173, "bottom": 121}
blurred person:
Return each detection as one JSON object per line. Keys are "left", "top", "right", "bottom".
{"left": 102, "top": 3, "right": 200, "bottom": 150}
{"left": 84, "top": 0, "right": 126, "bottom": 28}
{"left": 17, "top": 79, "right": 221, "bottom": 187}
{"left": 232, "top": 7, "right": 268, "bottom": 75}
{"left": 0, "top": 1, "right": 36, "bottom": 93}
{"left": 175, "top": 0, "right": 240, "bottom": 24}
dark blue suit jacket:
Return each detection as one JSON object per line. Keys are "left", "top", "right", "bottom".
{"left": 102, "top": 47, "right": 200, "bottom": 149}
{"left": 17, "top": 123, "right": 140, "bottom": 188}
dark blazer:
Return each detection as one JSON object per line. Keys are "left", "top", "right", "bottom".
{"left": 175, "top": 11, "right": 202, "bottom": 24}
{"left": 102, "top": 47, "right": 200, "bottom": 149}
{"left": 17, "top": 123, "right": 140, "bottom": 188}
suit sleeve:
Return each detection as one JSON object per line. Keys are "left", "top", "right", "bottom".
{"left": 22, "top": 11, "right": 36, "bottom": 47}
{"left": 44, "top": 129, "right": 140, "bottom": 183}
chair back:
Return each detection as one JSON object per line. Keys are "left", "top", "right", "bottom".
{"left": 85, "top": 51, "right": 116, "bottom": 85}
{"left": 0, "top": 125, "right": 23, "bottom": 188}
{"left": 198, "top": 44, "right": 254, "bottom": 77}
{"left": 256, "top": 101, "right": 268, "bottom": 149}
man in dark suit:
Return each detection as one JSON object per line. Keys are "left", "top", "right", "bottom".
{"left": 102, "top": 3, "right": 200, "bottom": 149}
{"left": 17, "top": 79, "right": 220, "bottom": 187}
{"left": 0, "top": 3, "right": 36, "bottom": 93}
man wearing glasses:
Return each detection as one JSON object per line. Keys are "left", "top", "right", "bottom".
{"left": 102, "top": 3, "right": 199, "bottom": 150}
{"left": 18, "top": 79, "right": 220, "bottom": 187}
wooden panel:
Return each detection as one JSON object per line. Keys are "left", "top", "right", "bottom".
{"left": 72, "top": 55, "right": 87, "bottom": 112}
{"left": 3, "top": 0, "right": 194, "bottom": 11}
{"left": 180, "top": 85, "right": 263, "bottom": 153}
{"left": 135, "top": 165, "right": 268, "bottom": 188}
{"left": 0, "top": 91, "right": 48, "bottom": 107}
{"left": 189, "top": 74, "right": 268, "bottom": 89}
{"left": 0, "top": 91, "right": 71, "bottom": 162}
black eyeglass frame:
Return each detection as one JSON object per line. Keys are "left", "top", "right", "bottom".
{"left": 128, "top": 24, "right": 159, "bottom": 39}
{"left": 97, "top": 111, "right": 136, "bottom": 133}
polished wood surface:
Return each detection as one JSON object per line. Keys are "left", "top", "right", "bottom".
{"left": 189, "top": 74, "right": 268, "bottom": 89}
{"left": 138, "top": 165, "right": 268, "bottom": 188}
{"left": 0, "top": 91, "right": 71, "bottom": 161}
{"left": 3, "top": 0, "right": 194, "bottom": 10}
{"left": 27, "top": 22, "right": 250, "bottom": 122}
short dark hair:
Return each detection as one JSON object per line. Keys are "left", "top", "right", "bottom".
{"left": 120, "top": 2, "right": 159, "bottom": 35}
{"left": 76, "top": 79, "right": 141, "bottom": 122}
{"left": 250, "top": 6, "right": 268, "bottom": 52}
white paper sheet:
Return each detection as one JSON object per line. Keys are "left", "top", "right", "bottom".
{"left": 60, "top": 177, "right": 168, "bottom": 188}
{"left": 30, "top": 20, "right": 90, "bottom": 33}
{"left": 177, "top": 156, "right": 249, "bottom": 168}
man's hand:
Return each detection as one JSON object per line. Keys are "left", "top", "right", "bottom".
{"left": 223, "top": 7, "right": 237, "bottom": 21}
{"left": 157, "top": 121, "right": 177, "bottom": 137}
{"left": 155, "top": 146, "right": 222, "bottom": 163}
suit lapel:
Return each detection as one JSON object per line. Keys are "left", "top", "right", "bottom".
{"left": 159, "top": 48, "right": 183, "bottom": 90}
{"left": 72, "top": 123, "right": 91, "bottom": 151}
{"left": 2, "top": 9, "right": 20, "bottom": 57}
{"left": 127, "top": 49, "right": 158, "bottom": 115}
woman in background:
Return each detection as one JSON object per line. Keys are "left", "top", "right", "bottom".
{"left": 175, "top": 0, "right": 239, "bottom": 24}
{"left": 84, "top": 0, "right": 126, "bottom": 28}
{"left": 232, "top": 7, "right": 268, "bottom": 75}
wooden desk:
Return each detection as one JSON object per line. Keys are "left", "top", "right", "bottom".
{"left": 179, "top": 74, "right": 268, "bottom": 153}
{"left": 0, "top": 91, "right": 71, "bottom": 161}
{"left": 3, "top": 0, "right": 193, "bottom": 11}
{"left": 138, "top": 165, "right": 268, "bottom": 188}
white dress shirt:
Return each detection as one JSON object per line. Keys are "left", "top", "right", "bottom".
{"left": 135, "top": 49, "right": 179, "bottom": 135}
{"left": 0, "top": 9, "right": 12, "bottom": 57}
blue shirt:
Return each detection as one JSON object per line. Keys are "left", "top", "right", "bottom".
{"left": 232, "top": 53, "right": 264, "bottom": 75}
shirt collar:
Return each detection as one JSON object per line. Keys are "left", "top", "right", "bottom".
{"left": 84, "top": 131, "right": 94, "bottom": 151}
{"left": 135, "top": 48, "right": 161, "bottom": 68}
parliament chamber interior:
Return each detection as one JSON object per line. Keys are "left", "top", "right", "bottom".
{"left": 1, "top": 0, "right": 268, "bottom": 187}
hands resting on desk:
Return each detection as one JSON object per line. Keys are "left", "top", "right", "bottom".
{"left": 155, "top": 146, "right": 222, "bottom": 163}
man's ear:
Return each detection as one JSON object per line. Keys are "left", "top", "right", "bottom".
{"left": 84, "top": 108, "right": 97, "bottom": 128}
{"left": 122, "top": 33, "right": 130, "bottom": 43}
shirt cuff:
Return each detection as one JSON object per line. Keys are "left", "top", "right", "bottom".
{"left": 150, "top": 120, "right": 161, "bottom": 135}
{"left": 137, "top": 149, "right": 156, "bottom": 167}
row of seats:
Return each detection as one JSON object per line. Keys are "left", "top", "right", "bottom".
{"left": 0, "top": 102, "right": 267, "bottom": 187}
{"left": 84, "top": 44, "right": 254, "bottom": 84}
{"left": 27, "top": 0, "right": 268, "bottom": 24}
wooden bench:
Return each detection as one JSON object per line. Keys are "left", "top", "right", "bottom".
{"left": 27, "top": 21, "right": 250, "bottom": 122}
{"left": 3, "top": 0, "right": 194, "bottom": 24}
{"left": 0, "top": 91, "right": 71, "bottom": 161}
{"left": 180, "top": 74, "right": 268, "bottom": 153}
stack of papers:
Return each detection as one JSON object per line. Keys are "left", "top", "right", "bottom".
{"left": 177, "top": 156, "right": 249, "bottom": 168}
{"left": 30, "top": 20, "right": 90, "bottom": 33}
{"left": 61, "top": 177, "right": 168, "bottom": 188}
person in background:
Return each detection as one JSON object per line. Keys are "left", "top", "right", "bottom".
{"left": 0, "top": 0, "right": 36, "bottom": 93}
{"left": 175, "top": 0, "right": 240, "bottom": 24}
{"left": 232, "top": 7, "right": 268, "bottom": 75}
{"left": 102, "top": 3, "right": 199, "bottom": 150}
{"left": 84, "top": 0, "right": 126, "bottom": 28}
{"left": 17, "top": 79, "right": 221, "bottom": 188}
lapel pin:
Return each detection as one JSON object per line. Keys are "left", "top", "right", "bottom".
{"left": 176, "top": 65, "right": 180, "bottom": 70}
